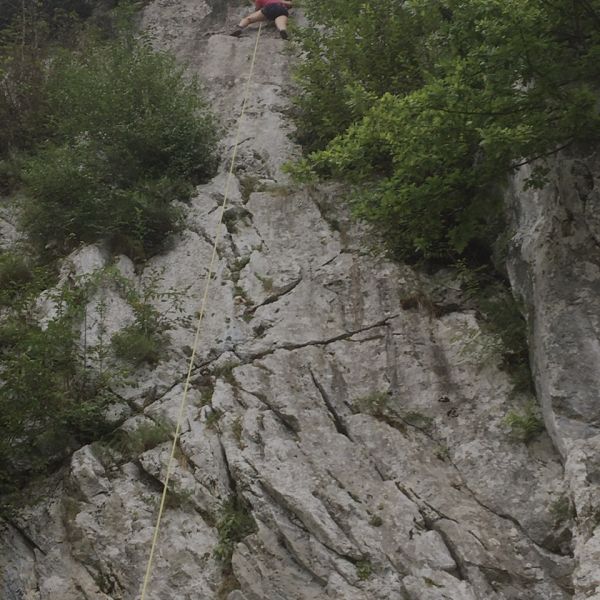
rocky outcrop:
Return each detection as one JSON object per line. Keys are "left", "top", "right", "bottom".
{"left": 507, "top": 153, "right": 600, "bottom": 599}
{"left": 0, "top": 1, "right": 595, "bottom": 599}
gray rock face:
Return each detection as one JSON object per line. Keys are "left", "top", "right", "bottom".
{"left": 0, "top": 1, "right": 595, "bottom": 599}
{"left": 507, "top": 155, "right": 600, "bottom": 599}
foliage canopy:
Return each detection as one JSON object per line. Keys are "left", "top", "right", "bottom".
{"left": 1, "top": 2, "right": 218, "bottom": 258}
{"left": 21, "top": 37, "right": 218, "bottom": 257}
{"left": 292, "top": 0, "right": 600, "bottom": 262}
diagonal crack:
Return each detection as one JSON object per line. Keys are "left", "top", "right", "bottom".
{"left": 1, "top": 517, "right": 47, "bottom": 556}
{"left": 246, "top": 276, "right": 302, "bottom": 314}
{"left": 240, "top": 315, "right": 398, "bottom": 361}
{"left": 237, "top": 385, "right": 301, "bottom": 437}
{"left": 308, "top": 368, "right": 351, "bottom": 439}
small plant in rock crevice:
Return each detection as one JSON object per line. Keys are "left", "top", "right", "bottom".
{"left": 402, "top": 410, "right": 434, "bottom": 432}
{"left": 205, "top": 409, "right": 223, "bottom": 430}
{"left": 214, "top": 495, "right": 257, "bottom": 566}
{"left": 353, "top": 391, "right": 390, "bottom": 417}
{"left": 164, "top": 487, "right": 196, "bottom": 511}
{"left": 108, "top": 419, "right": 172, "bottom": 459}
{"left": 229, "top": 255, "right": 251, "bottom": 284}
{"left": 109, "top": 267, "right": 188, "bottom": 367}
{"left": 355, "top": 559, "right": 374, "bottom": 580}
{"left": 549, "top": 494, "right": 575, "bottom": 526}
{"left": 233, "top": 283, "right": 252, "bottom": 308}
{"left": 504, "top": 402, "right": 545, "bottom": 443}
{"left": 237, "top": 174, "right": 265, "bottom": 202}
{"left": 213, "top": 361, "right": 240, "bottom": 387}
{"left": 369, "top": 514, "right": 383, "bottom": 527}
{"left": 255, "top": 273, "right": 274, "bottom": 293}
{"left": 198, "top": 384, "right": 215, "bottom": 408}
{"left": 232, "top": 416, "right": 245, "bottom": 449}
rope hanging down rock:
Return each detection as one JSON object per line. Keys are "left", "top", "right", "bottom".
{"left": 139, "top": 23, "right": 264, "bottom": 600}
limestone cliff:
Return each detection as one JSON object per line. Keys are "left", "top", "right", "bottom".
{"left": 0, "top": 1, "right": 597, "bottom": 599}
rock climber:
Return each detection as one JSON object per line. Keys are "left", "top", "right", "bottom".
{"left": 230, "top": 0, "right": 293, "bottom": 40}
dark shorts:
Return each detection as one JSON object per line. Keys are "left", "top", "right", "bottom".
{"left": 261, "top": 3, "right": 289, "bottom": 20}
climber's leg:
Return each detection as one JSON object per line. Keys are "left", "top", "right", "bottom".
{"left": 274, "top": 15, "right": 289, "bottom": 39}
{"left": 231, "top": 10, "right": 267, "bottom": 36}
{"left": 240, "top": 10, "right": 268, "bottom": 28}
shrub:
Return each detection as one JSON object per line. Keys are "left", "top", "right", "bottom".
{"left": 549, "top": 495, "right": 574, "bottom": 526}
{"left": 355, "top": 559, "right": 373, "bottom": 580}
{"left": 109, "top": 267, "right": 186, "bottom": 367}
{"left": 214, "top": 496, "right": 257, "bottom": 566}
{"left": 504, "top": 402, "right": 545, "bottom": 442}
{"left": 292, "top": 0, "right": 600, "bottom": 263}
{"left": 456, "top": 262, "right": 534, "bottom": 392}
{"left": 111, "top": 325, "right": 165, "bottom": 367}
{"left": 21, "top": 35, "right": 218, "bottom": 257}
{"left": 109, "top": 419, "right": 172, "bottom": 458}
{"left": 0, "top": 313, "right": 114, "bottom": 493}
{"left": 0, "top": 266, "right": 124, "bottom": 494}
{"left": 0, "top": 253, "right": 34, "bottom": 304}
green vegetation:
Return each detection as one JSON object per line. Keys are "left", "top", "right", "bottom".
{"left": 21, "top": 37, "right": 217, "bottom": 258}
{"left": 232, "top": 416, "right": 244, "bottom": 449}
{"left": 164, "top": 486, "right": 196, "bottom": 511}
{"left": 355, "top": 559, "right": 373, "bottom": 580}
{"left": 109, "top": 419, "right": 172, "bottom": 459}
{"left": 1, "top": 2, "right": 218, "bottom": 259}
{"left": 0, "top": 252, "right": 34, "bottom": 304}
{"left": 112, "top": 325, "right": 164, "bottom": 366}
{"left": 354, "top": 391, "right": 389, "bottom": 417}
{"left": 549, "top": 494, "right": 575, "bottom": 526}
{"left": 369, "top": 514, "right": 383, "bottom": 527}
{"left": 402, "top": 411, "right": 434, "bottom": 431}
{"left": 0, "top": 262, "right": 185, "bottom": 493}
{"left": 0, "top": 1, "right": 216, "bottom": 497}
{"left": 456, "top": 262, "right": 533, "bottom": 392}
{"left": 213, "top": 361, "right": 240, "bottom": 386}
{"left": 0, "top": 269, "right": 115, "bottom": 494}
{"left": 205, "top": 409, "right": 223, "bottom": 430}
{"left": 291, "top": 0, "right": 600, "bottom": 263}
{"left": 110, "top": 269, "right": 186, "bottom": 367}
{"left": 256, "top": 274, "right": 274, "bottom": 293}
{"left": 214, "top": 496, "right": 257, "bottom": 566}
{"left": 504, "top": 402, "right": 545, "bottom": 442}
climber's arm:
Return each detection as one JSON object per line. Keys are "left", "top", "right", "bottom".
{"left": 281, "top": 1, "right": 293, "bottom": 7}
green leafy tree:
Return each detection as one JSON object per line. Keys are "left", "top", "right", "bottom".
{"left": 0, "top": 275, "right": 114, "bottom": 494}
{"left": 21, "top": 36, "right": 218, "bottom": 257}
{"left": 292, "top": 0, "right": 600, "bottom": 262}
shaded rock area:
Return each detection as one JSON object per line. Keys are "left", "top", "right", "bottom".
{"left": 508, "top": 154, "right": 600, "bottom": 599}
{"left": 0, "top": 1, "right": 596, "bottom": 599}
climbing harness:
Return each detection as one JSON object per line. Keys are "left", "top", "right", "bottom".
{"left": 139, "top": 24, "right": 264, "bottom": 600}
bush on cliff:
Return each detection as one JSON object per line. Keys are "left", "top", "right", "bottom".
{"left": 291, "top": 0, "right": 600, "bottom": 263}
{"left": 21, "top": 36, "right": 218, "bottom": 258}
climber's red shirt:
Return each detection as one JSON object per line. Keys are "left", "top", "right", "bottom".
{"left": 255, "top": 0, "right": 284, "bottom": 8}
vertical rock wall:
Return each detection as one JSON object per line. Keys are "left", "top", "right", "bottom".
{"left": 0, "top": 2, "right": 595, "bottom": 599}
{"left": 507, "top": 153, "right": 600, "bottom": 599}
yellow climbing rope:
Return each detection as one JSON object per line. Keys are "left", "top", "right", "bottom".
{"left": 139, "top": 24, "right": 263, "bottom": 600}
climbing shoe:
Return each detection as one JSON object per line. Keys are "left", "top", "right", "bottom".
{"left": 230, "top": 28, "right": 242, "bottom": 37}
{"left": 279, "top": 30, "right": 288, "bottom": 40}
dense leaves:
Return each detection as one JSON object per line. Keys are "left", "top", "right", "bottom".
{"left": 0, "top": 273, "right": 114, "bottom": 494}
{"left": 292, "top": 0, "right": 600, "bottom": 261}
{"left": 0, "top": 2, "right": 216, "bottom": 495}
{"left": 20, "top": 38, "right": 218, "bottom": 257}
{"left": 0, "top": 2, "right": 218, "bottom": 257}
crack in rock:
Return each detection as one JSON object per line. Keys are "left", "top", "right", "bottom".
{"left": 309, "top": 368, "right": 351, "bottom": 439}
